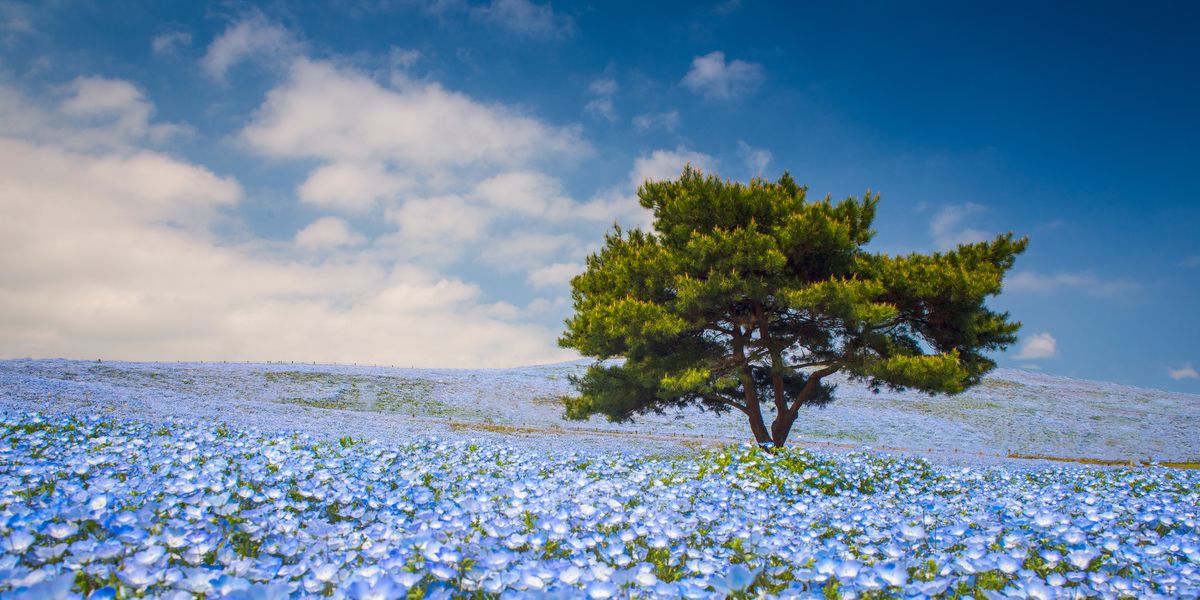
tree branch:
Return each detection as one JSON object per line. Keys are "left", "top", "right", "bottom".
{"left": 786, "top": 364, "right": 841, "bottom": 416}
{"left": 701, "top": 393, "right": 747, "bottom": 414}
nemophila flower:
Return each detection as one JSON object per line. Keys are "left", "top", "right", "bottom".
{"left": 917, "top": 576, "right": 953, "bottom": 596}
{"left": 342, "top": 575, "right": 404, "bottom": 600}
{"left": 44, "top": 522, "right": 75, "bottom": 540}
{"left": 1067, "top": 548, "right": 1098, "bottom": 570}
{"left": 85, "top": 494, "right": 108, "bottom": 512}
{"left": 5, "top": 531, "right": 35, "bottom": 554}
{"left": 709, "top": 563, "right": 755, "bottom": 595}
{"left": 1033, "top": 511, "right": 1058, "bottom": 528}
{"left": 996, "top": 554, "right": 1021, "bottom": 574}
{"left": 900, "top": 523, "right": 926, "bottom": 541}
{"left": 31, "top": 543, "right": 66, "bottom": 563}
{"left": 874, "top": 560, "right": 908, "bottom": 587}
{"left": 131, "top": 544, "right": 165, "bottom": 566}
{"left": 584, "top": 580, "right": 618, "bottom": 599}
{"left": 2, "top": 414, "right": 1199, "bottom": 598}
{"left": 834, "top": 558, "right": 863, "bottom": 579}
{"left": 118, "top": 564, "right": 157, "bottom": 590}
{"left": 3, "top": 572, "right": 75, "bottom": 600}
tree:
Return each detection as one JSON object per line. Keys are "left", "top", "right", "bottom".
{"left": 559, "top": 166, "right": 1027, "bottom": 449}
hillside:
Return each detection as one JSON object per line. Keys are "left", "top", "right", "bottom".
{"left": 1, "top": 358, "right": 1196, "bottom": 463}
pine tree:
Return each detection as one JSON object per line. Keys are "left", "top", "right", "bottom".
{"left": 559, "top": 166, "right": 1027, "bottom": 448}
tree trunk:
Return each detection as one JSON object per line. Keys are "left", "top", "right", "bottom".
{"left": 732, "top": 323, "right": 773, "bottom": 447}
{"left": 746, "top": 409, "right": 773, "bottom": 446}
{"left": 770, "top": 410, "right": 798, "bottom": 449}
{"left": 751, "top": 300, "right": 788, "bottom": 416}
{"left": 770, "top": 365, "right": 841, "bottom": 448}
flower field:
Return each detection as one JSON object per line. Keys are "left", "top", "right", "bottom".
{"left": 3, "top": 359, "right": 1198, "bottom": 463}
{"left": 2, "top": 412, "right": 1197, "bottom": 599}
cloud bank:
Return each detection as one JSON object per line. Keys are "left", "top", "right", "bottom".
{"left": 0, "top": 15, "right": 733, "bottom": 368}
{"left": 0, "top": 61, "right": 575, "bottom": 367}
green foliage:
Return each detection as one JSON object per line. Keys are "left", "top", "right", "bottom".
{"left": 338, "top": 436, "right": 364, "bottom": 448}
{"left": 822, "top": 577, "right": 841, "bottom": 600}
{"left": 973, "top": 570, "right": 1010, "bottom": 591}
{"left": 693, "top": 445, "right": 943, "bottom": 497}
{"left": 560, "top": 166, "right": 1026, "bottom": 447}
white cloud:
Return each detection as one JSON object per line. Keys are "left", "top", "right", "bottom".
{"left": 297, "top": 161, "right": 415, "bottom": 212}
{"left": 525, "top": 296, "right": 568, "bottom": 315}
{"left": 1169, "top": 363, "right": 1199, "bottom": 381}
{"left": 3, "top": 47, "right": 742, "bottom": 369}
{"left": 382, "top": 195, "right": 492, "bottom": 262}
{"left": 0, "top": 138, "right": 240, "bottom": 234}
{"left": 528, "top": 262, "right": 582, "bottom": 288}
{"left": 930, "top": 203, "right": 990, "bottom": 250}
{"left": 483, "top": 232, "right": 583, "bottom": 271}
{"left": 235, "top": 52, "right": 601, "bottom": 278}
{"left": 629, "top": 147, "right": 716, "bottom": 188}
{"left": 738, "top": 141, "right": 771, "bottom": 176}
{"left": 241, "top": 58, "right": 586, "bottom": 170}
{"left": 151, "top": 28, "right": 192, "bottom": 55}
{"left": 681, "top": 51, "right": 764, "bottom": 101}
{"left": 1183, "top": 255, "right": 1200, "bottom": 268}
{"left": 0, "top": 76, "right": 186, "bottom": 149}
{"left": 632, "top": 110, "right": 680, "bottom": 132}
{"left": 241, "top": 55, "right": 589, "bottom": 246}
{"left": 0, "top": 83, "right": 43, "bottom": 137}
{"left": 201, "top": 14, "right": 300, "bottom": 79}
{"left": 584, "top": 77, "right": 617, "bottom": 122}
{"left": 469, "top": 0, "right": 573, "bottom": 39}
{"left": 295, "top": 217, "right": 365, "bottom": 250}
{"left": 573, "top": 192, "right": 647, "bottom": 228}
{"left": 583, "top": 97, "right": 614, "bottom": 121}
{"left": 588, "top": 78, "right": 617, "bottom": 97}
{"left": 58, "top": 77, "right": 179, "bottom": 143}
{"left": 472, "top": 170, "right": 572, "bottom": 218}
{"left": 0, "top": 1, "right": 34, "bottom": 34}
{"left": 389, "top": 47, "right": 421, "bottom": 70}
{"left": 0, "top": 79, "right": 572, "bottom": 368}
{"left": 1015, "top": 332, "right": 1057, "bottom": 360}
{"left": 574, "top": 147, "right": 717, "bottom": 230}
{"left": 712, "top": 0, "right": 741, "bottom": 15}
{"left": 59, "top": 77, "right": 151, "bottom": 120}
{"left": 1006, "top": 271, "right": 1139, "bottom": 298}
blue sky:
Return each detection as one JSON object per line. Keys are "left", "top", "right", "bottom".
{"left": 0, "top": 0, "right": 1196, "bottom": 391}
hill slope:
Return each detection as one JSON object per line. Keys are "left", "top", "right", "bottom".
{"left": 0, "top": 359, "right": 1196, "bottom": 462}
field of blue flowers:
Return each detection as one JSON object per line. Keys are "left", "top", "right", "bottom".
{"left": 3, "top": 359, "right": 1198, "bottom": 463}
{"left": 2, "top": 411, "right": 1197, "bottom": 599}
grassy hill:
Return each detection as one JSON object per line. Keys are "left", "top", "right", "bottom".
{"left": 1, "top": 358, "right": 1196, "bottom": 463}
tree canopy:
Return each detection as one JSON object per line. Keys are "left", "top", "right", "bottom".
{"left": 559, "top": 166, "right": 1027, "bottom": 448}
